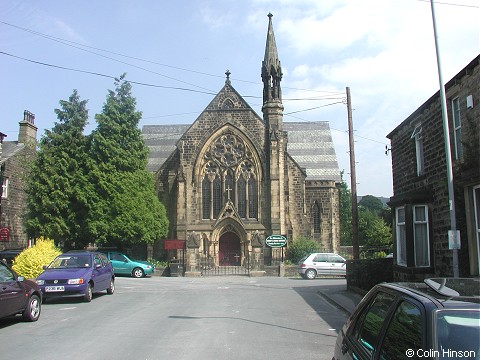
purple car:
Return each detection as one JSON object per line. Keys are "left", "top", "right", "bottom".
{"left": 36, "top": 251, "right": 115, "bottom": 302}
{"left": 0, "top": 260, "right": 42, "bottom": 321}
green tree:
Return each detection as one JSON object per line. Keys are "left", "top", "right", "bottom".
{"left": 358, "top": 208, "right": 392, "bottom": 248}
{"left": 87, "top": 75, "right": 168, "bottom": 246}
{"left": 358, "top": 195, "right": 385, "bottom": 215}
{"left": 25, "top": 90, "right": 91, "bottom": 248}
{"left": 286, "top": 237, "right": 321, "bottom": 263}
{"left": 339, "top": 171, "right": 352, "bottom": 246}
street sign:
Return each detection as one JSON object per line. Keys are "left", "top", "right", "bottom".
{"left": 265, "top": 235, "right": 287, "bottom": 248}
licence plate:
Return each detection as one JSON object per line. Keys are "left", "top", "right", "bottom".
{"left": 45, "top": 286, "right": 65, "bottom": 292}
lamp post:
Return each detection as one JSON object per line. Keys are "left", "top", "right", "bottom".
{"left": 430, "top": 0, "right": 459, "bottom": 277}
{"left": 0, "top": 132, "right": 6, "bottom": 229}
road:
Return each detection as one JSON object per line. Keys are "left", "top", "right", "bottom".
{"left": 0, "top": 276, "right": 347, "bottom": 360}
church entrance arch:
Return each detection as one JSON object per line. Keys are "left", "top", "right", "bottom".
{"left": 219, "top": 232, "right": 241, "bottom": 266}
{"left": 200, "top": 228, "right": 250, "bottom": 276}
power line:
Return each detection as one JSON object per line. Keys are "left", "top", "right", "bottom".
{"left": 0, "top": 20, "right": 345, "bottom": 96}
{"left": 2, "top": 49, "right": 387, "bottom": 147}
{"left": 0, "top": 51, "right": 218, "bottom": 96}
{"left": 1, "top": 50, "right": 345, "bottom": 115}
{"left": 416, "top": 0, "right": 479, "bottom": 8}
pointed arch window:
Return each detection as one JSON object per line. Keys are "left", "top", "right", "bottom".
{"left": 248, "top": 175, "right": 257, "bottom": 219}
{"left": 202, "top": 177, "right": 211, "bottom": 219}
{"left": 222, "top": 99, "right": 234, "bottom": 109}
{"left": 200, "top": 132, "right": 258, "bottom": 221}
{"left": 213, "top": 175, "right": 222, "bottom": 219}
{"left": 237, "top": 176, "right": 246, "bottom": 218}
{"left": 313, "top": 201, "right": 321, "bottom": 234}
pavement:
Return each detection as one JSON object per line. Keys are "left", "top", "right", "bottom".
{"left": 316, "top": 284, "right": 366, "bottom": 316}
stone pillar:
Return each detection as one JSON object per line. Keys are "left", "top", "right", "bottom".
{"left": 184, "top": 231, "right": 202, "bottom": 277}
{"left": 250, "top": 231, "right": 265, "bottom": 277}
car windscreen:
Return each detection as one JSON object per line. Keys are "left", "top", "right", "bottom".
{"left": 49, "top": 255, "right": 92, "bottom": 269}
{"left": 434, "top": 309, "right": 480, "bottom": 358}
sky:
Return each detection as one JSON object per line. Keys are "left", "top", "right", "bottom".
{"left": 1, "top": 0, "right": 479, "bottom": 198}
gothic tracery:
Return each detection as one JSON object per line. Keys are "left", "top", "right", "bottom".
{"left": 201, "top": 131, "right": 258, "bottom": 220}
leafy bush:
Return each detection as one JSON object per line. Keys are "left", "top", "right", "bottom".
{"left": 12, "top": 237, "right": 62, "bottom": 279}
{"left": 285, "top": 237, "right": 321, "bottom": 264}
{"left": 148, "top": 258, "right": 168, "bottom": 268}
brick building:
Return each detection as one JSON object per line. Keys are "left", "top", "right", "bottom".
{"left": 0, "top": 111, "right": 38, "bottom": 250}
{"left": 387, "top": 55, "right": 480, "bottom": 280}
{"left": 142, "top": 14, "right": 341, "bottom": 274}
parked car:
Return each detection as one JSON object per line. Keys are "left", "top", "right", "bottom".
{"left": 0, "top": 260, "right": 42, "bottom": 321}
{"left": 333, "top": 278, "right": 480, "bottom": 360}
{"left": 36, "top": 251, "right": 115, "bottom": 302}
{"left": 101, "top": 251, "right": 154, "bottom": 278}
{"left": 298, "top": 252, "right": 346, "bottom": 279}
{"left": 0, "top": 248, "right": 23, "bottom": 266}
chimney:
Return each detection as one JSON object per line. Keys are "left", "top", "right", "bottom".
{"left": 0, "top": 131, "right": 7, "bottom": 159}
{"left": 18, "top": 110, "right": 38, "bottom": 145}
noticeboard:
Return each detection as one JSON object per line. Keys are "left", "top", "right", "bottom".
{"left": 265, "top": 235, "right": 287, "bottom": 248}
{"left": 163, "top": 239, "right": 186, "bottom": 250}
{"left": 0, "top": 227, "right": 10, "bottom": 242}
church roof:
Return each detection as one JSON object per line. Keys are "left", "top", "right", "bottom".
{"left": 142, "top": 121, "right": 340, "bottom": 182}
{"left": 283, "top": 122, "right": 341, "bottom": 182}
{"left": 142, "top": 124, "right": 189, "bottom": 172}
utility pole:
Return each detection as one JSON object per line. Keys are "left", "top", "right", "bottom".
{"left": 430, "top": 0, "right": 459, "bottom": 277}
{"left": 347, "top": 87, "right": 360, "bottom": 260}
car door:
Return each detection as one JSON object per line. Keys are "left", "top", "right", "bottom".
{"left": 329, "top": 254, "right": 346, "bottom": 275}
{"left": 312, "top": 254, "right": 329, "bottom": 275}
{"left": 108, "top": 252, "right": 130, "bottom": 275}
{"left": 341, "top": 290, "right": 397, "bottom": 359}
{"left": 93, "top": 254, "right": 110, "bottom": 291}
{"left": 0, "top": 263, "right": 26, "bottom": 318}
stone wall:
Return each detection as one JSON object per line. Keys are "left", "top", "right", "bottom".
{"left": 0, "top": 146, "right": 34, "bottom": 249}
{"left": 346, "top": 258, "right": 393, "bottom": 293}
{"left": 388, "top": 56, "right": 480, "bottom": 279}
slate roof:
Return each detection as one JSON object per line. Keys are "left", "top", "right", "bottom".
{"left": 283, "top": 121, "right": 341, "bottom": 182}
{"left": 141, "top": 121, "right": 340, "bottom": 182}
{"left": 0, "top": 141, "right": 25, "bottom": 165}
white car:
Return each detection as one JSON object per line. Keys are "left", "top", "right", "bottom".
{"left": 298, "top": 253, "right": 347, "bottom": 279}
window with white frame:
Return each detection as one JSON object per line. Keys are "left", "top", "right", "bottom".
{"left": 411, "top": 124, "right": 424, "bottom": 176}
{"left": 396, "top": 207, "right": 407, "bottom": 266}
{"left": 413, "top": 205, "right": 430, "bottom": 267}
{"left": 1, "top": 177, "right": 8, "bottom": 199}
{"left": 452, "top": 97, "right": 463, "bottom": 160}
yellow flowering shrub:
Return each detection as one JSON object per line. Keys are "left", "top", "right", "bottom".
{"left": 12, "top": 237, "right": 62, "bottom": 279}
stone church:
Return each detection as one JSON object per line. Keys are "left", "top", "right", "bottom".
{"left": 142, "top": 14, "right": 341, "bottom": 275}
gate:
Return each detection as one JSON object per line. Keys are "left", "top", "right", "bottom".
{"left": 200, "top": 251, "right": 250, "bottom": 276}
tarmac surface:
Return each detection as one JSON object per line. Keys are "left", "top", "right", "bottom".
{"left": 316, "top": 283, "right": 365, "bottom": 316}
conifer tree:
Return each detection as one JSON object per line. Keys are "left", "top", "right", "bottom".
{"left": 87, "top": 75, "right": 168, "bottom": 246}
{"left": 25, "top": 90, "right": 91, "bottom": 248}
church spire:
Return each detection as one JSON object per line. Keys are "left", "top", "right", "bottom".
{"left": 262, "top": 13, "right": 282, "bottom": 103}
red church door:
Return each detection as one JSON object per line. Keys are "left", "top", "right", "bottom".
{"left": 219, "top": 232, "right": 241, "bottom": 266}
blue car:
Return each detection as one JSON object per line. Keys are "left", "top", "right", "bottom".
{"left": 101, "top": 251, "right": 154, "bottom": 278}
{"left": 36, "top": 251, "right": 115, "bottom": 302}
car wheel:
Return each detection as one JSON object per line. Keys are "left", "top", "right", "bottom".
{"left": 84, "top": 283, "right": 93, "bottom": 302}
{"left": 305, "top": 269, "right": 317, "bottom": 280}
{"left": 107, "top": 279, "right": 115, "bottom": 295}
{"left": 132, "top": 267, "right": 144, "bottom": 278}
{"left": 22, "top": 294, "right": 41, "bottom": 322}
